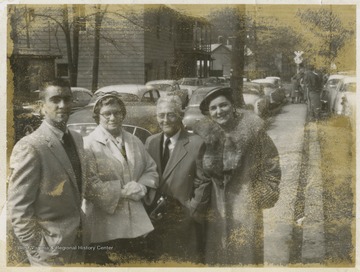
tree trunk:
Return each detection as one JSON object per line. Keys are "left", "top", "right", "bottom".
{"left": 62, "top": 5, "right": 76, "bottom": 86}
{"left": 92, "top": 5, "right": 107, "bottom": 92}
{"left": 72, "top": 5, "right": 80, "bottom": 87}
{"left": 230, "top": 5, "right": 246, "bottom": 107}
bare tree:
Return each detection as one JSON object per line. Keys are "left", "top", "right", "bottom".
{"left": 28, "top": 5, "right": 81, "bottom": 86}
{"left": 91, "top": 4, "right": 108, "bottom": 91}
{"left": 230, "top": 6, "right": 246, "bottom": 107}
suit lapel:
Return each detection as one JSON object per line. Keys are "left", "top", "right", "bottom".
{"left": 152, "top": 133, "right": 163, "bottom": 175}
{"left": 40, "top": 123, "right": 80, "bottom": 196}
{"left": 162, "top": 129, "right": 188, "bottom": 181}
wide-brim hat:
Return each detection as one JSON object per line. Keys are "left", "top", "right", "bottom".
{"left": 199, "top": 87, "right": 233, "bottom": 115}
{"left": 92, "top": 93, "right": 127, "bottom": 117}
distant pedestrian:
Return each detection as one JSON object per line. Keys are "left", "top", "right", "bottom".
{"left": 194, "top": 86, "right": 281, "bottom": 265}
{"left": 303, "top": 65, "right": 323, "bottom": 121}
{"left": 291, "top": 68, "right": 305, "bottom": 103}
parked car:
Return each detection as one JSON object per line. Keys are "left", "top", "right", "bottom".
{"left": 265, "top": 76, "right": 282, "bottom": 89}
{"left": 13, "top": 103, "right": 42, "bottom": 143}
{"left": 242, "top": 82, "right": 271, "bottom": 117}
{"left": 182, "top": 87, "right": 213, "bottom": 132}
{"left": 177, "top": 77, "right": 203, "bottom": 96}
{"left": 68, "top": 84, "right": 161, "bottom": 135}
{"left": 145, "top": 79, "right": 189, "bottom": 108}
{"left": 251, "top": 78, "right": 287, "bottom": 106}
{"left": 203, "top": 77, "right": 229, "bottom": 87}
{"left": 71, "top": 87, "right": 93, "bottom": 111}
{"left": 67, "top": 123, "right": 152, "bottom": 143}
{"left": 333, "top": 76, "right": 356, "bottom": 129}
{"left": 320, "top": 74, "right": 346, "bottom": 114}
{"left": 30, "top": 86, "right": 93, "bottom": 113}
{"left": 13, "top": 87, "right": 93, "bottom": 143}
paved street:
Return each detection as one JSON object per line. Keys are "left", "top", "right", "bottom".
{"left": 263, "top": 102, "right": 325, "bottom": 265}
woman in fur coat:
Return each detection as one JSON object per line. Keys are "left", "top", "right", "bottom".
{"left": 194, "top": 87, "right": 281, "bottom": 266}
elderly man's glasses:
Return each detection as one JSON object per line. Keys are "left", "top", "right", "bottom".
{"left": 100, "top": 111, "right": 123, "bottom": 119}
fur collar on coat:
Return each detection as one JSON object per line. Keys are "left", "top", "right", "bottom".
{"left": 193, "top": 109, "right": 265, "bottom": 186}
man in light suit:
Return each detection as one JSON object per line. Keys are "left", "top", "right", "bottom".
{"left": 145, "top": 95, "right": 211, "bottom": 263}
{"left": 8, "top": 78, "right": 87, "bottom": 266}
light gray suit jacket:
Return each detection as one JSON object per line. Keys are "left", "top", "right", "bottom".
{"left": 8, "top": 122, "right": 87, "bottom": 266}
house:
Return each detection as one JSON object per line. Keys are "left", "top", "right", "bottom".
{"left": 210, "top": 42, "right": 232, "bottom": 77}
{"left": 8, "top": 4, "right": 212, "bottom": 94}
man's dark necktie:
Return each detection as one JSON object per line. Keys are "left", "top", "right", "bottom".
{"left": 161, "top": 137, "right": 171, "bottom": 172}
{"left": 62, "top": 132, "right": 82, "bottom": 194}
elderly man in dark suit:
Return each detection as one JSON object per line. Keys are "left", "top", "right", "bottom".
{"left": 145, "top": 95, "right": 211, "bottom": 264}
{"left": 8, "top": 78, "right": 91, "bottom": 266}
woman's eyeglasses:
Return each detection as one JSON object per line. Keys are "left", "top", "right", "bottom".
{"left": 100, "top": 111, "right": 123, "bottom": 119}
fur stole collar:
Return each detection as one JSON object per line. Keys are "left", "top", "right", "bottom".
{"left": 194, "top": 110, "right": 264, "bottom": 185}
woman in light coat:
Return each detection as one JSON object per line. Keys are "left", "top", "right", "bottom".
{"left": 83, "top": 94, "right": 158, "bottom": 265}
{"left": 194, "top": 87, "right": 281, "bottom": 266}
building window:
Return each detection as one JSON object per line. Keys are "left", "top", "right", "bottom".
{"left": 57, "top": 63, "right": 69, "bottom": 77}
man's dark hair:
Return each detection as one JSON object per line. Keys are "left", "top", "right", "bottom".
{"left": 38, "top": 78, "right": 71, "bottom": 100}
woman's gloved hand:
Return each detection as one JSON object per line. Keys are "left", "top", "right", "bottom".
{"left": 121, "top": 181, "right": 147, "bottom": 201}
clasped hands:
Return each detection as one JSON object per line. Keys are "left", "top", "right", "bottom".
{"left": 121, "top": 181, "right": 147, "bottom": 201}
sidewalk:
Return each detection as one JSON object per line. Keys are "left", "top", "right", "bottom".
{"left": 263, "top": 103, "right": 308, "bottom": 265}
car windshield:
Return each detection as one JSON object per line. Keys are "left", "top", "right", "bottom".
{"left": 188, "top": 93, "right": 206, "bottom": 106}
{"left": 150, "top": 84, "right": 173, "bottom": 92}
{"left": 257, "top": 82, "right": 275, "bottom": 88}
{"left": 327, "top": 79, "right": 341, "bottom": 86}
{"left": 180, "top": 79, "right": 197, "bottom": 86}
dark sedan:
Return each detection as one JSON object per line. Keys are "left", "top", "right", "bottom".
{"left": 251, "top": 78, "right": 287, "bottom": 106}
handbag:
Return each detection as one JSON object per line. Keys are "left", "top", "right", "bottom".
{"left": 148, "top": 195, "right": 168, "bottom": 222}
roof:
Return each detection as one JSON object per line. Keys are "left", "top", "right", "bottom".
{"left": 211, "top": 43, "right": 232, "bottom": 53}
{"left": 146, "top": 80, "right": 177, "bottom": 86}
{"left": 10, "top": 48, "right": 62, "bottom": 58}
{"left": 71, "top": 87, "right": 92, "bottom": 95}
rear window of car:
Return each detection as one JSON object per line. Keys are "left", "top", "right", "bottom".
{"left": 327, "top": 79, "right": 341, "bottom": 86}
{"left": 181, "top": 79, "right": 197, "bottom": 86}
{"left": 118, "top": 93, "right": 140, "bottom": 102}
{"left": 243, "top": 86, "right": 260, "bottom": 95}
{"left": 149, "top": 84, "right": 172, "bottom": 91}
{"left": 73, "top": 91, "right": 92, "bottom": 102}
{"left": 188, "top": 93, "right": 206, "bottom": 106}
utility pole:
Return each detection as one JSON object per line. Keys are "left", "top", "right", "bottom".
{"left": 230, "top": 5, "right": 246, "bottom": 107}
